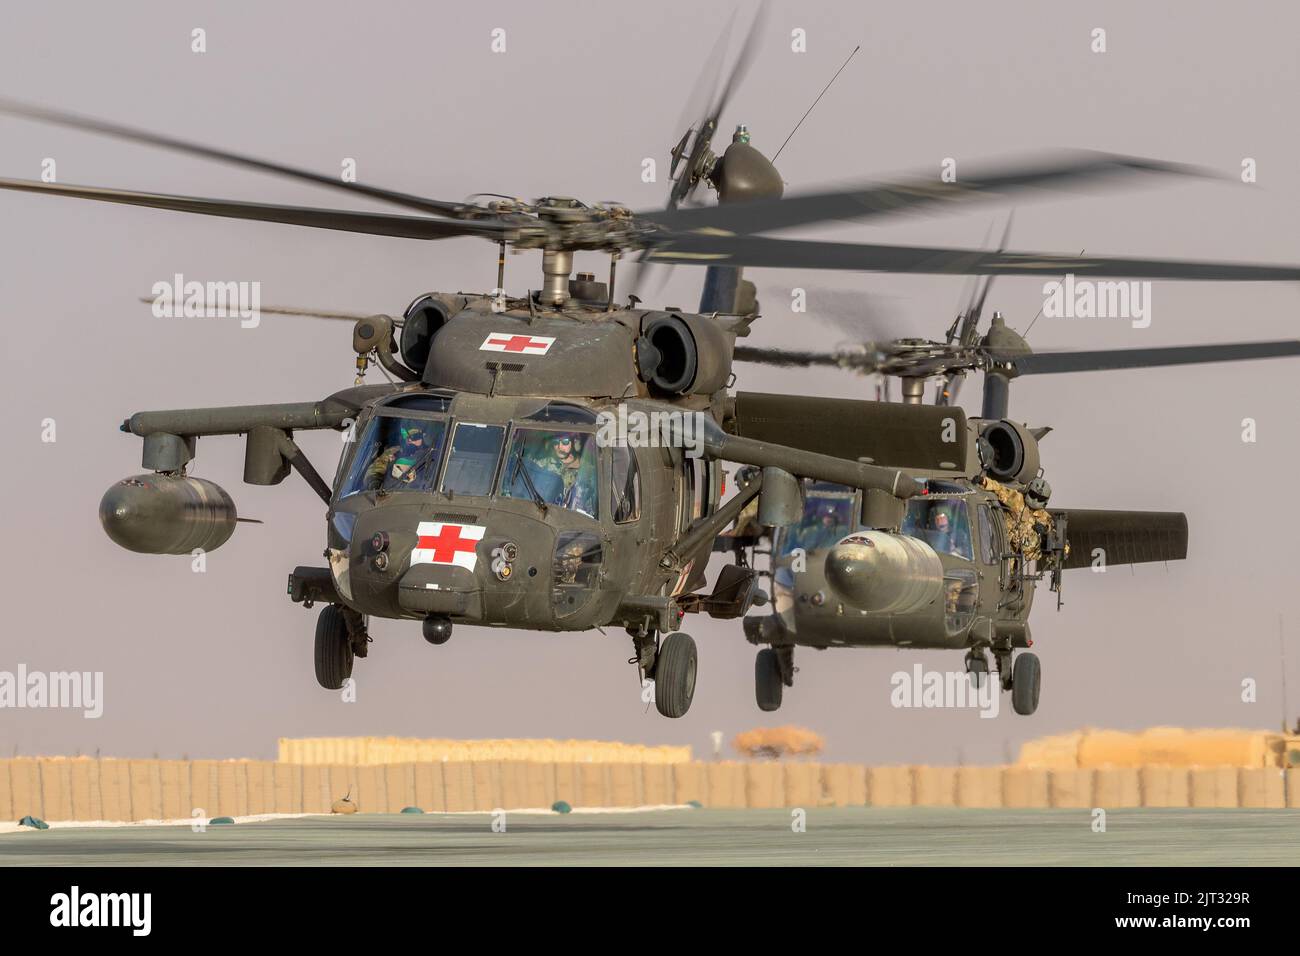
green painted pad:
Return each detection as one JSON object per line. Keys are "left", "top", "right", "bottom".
{"left": 18, "top": 815, "right": 49, "bottom": 830}
{"left": 551, "top": 800, "right": 572, "bottom": 814}
{"left": 687, "top": 800, "right": 703, "bottom": 809}
{"left": 209, "top": 816, "right": 235, "bottom": 825}
{"left": 400, "top": 806, "right": 424, "bottom": 814}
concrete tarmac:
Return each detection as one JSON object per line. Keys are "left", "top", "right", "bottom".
{"left": 2, "top": 808, "right": 1297, "bottom": 866}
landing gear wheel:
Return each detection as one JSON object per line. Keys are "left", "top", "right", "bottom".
{"left": 965, "top": 651, "right": 990, "bottom": 690}
{"left": 755, "top": 648, "right": 783, "bottom": 712}
{"left": 654, "top": 632, "right": 697, "bottom": 719}
{"left": 1011, "top": 652, "right": 1041, "bottom": 716}
{"left": 314, "top": 604, "right": 353, "bottom": 690}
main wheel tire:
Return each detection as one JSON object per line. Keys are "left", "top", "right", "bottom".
{"left": 654, "top": 632, "right": 698, "bottom": 719}
{"left": 966, "top": 655, "right": 990, "bottom": 691}
{"left": 755, "top": 648, "right": 783, "bottom": 712}
{"left": 314, "top": 605, "right": 354, "bottom": 690}
{"left": 1011, "top": 652, "right": 1041, "bottom": 716}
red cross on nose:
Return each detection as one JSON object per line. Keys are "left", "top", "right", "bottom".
{"left": 416, "top": 525, "right": 479, "bottom": 563}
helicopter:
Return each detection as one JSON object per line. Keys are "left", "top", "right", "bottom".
{"left": 724, "top": 268, "right": 1300, "bottom": 715}
{"left": 4, "top": 21, "right": 1300, "bottom": 721}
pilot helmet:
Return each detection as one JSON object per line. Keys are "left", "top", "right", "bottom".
{"left": 1025, "top": 477, "right": 1052, "bottom": 509}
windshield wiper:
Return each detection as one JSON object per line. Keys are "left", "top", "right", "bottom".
{"left": 510, "top": 445, "right": 548, "bottom": 513}
{"left": 379, "top": 442, "right": 441, "bottom": 496}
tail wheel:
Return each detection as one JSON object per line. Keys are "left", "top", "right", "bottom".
{"left": 654, "top": 632, "right": 698, "bottom": 719}
{"left": 755, "top": 648, "right": 783, "bottom": 712}
{"left": 1011, "top": 652, "right": 1041, "bottom": 716}
{"left": 314, "top": 604, "right": 354, "bottom": 690}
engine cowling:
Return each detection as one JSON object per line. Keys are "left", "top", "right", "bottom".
{"left": 99, "top": 475, "right": 238, "bottom": 554}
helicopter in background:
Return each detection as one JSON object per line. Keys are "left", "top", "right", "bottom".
{"left": 724, "top": 268, "right": 1300, "bottom": 714}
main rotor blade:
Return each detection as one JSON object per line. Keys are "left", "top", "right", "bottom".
{"left": 136, "top": 296, "right": 372, "bottom": 321}
{"left": 0, "top": 98, "right": 488, "bottom": 221}
{"left": 732, "top": 345, "right": 878, "bottom": 370}
{"left": 1015, "top": 340, "right": 1300, "bottom": 375}
{"left": 640, "top": 151, "right": 1205, "bottom": 235}
{"left": 707, "top": 1, "right": 767, "bottom": 135}
{"left": 0, "top": 177, "right": 511, "bottom": 241}
{"left": 645, "top": 233, "right": 1300, "bottom": 281}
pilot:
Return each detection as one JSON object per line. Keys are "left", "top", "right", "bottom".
{"left": 800, "top": 506, "right": 844, "bottom": 552}
{"left": 555, "top": 539, "right": 589, "bottom": 585}
{"left": 366, "top": 424, "right": 430, "bottom": 490}
{"left": 539, "top": 433, "right": 596, "bottom": 511}
{"left": 929, "top": 508, "right": 955, "bottom": 553}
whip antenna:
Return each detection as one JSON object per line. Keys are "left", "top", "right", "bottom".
{"left": 772, "top": 45, "right": 861, "bottom": 163}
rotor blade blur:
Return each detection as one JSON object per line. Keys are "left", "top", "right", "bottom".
{"left": 0, "top": 98, "right": 490, "bottom": 220}
{"left": 707, "top": 1, "right": 768, "bottom": 132}
{"left": 761, "top": 284, "right": 909, "bottom": 341}
{"left": 1014, "top": 340, "right": 1300, "bottom": 374}
{"left": 136, "top": 296, "right": 371, "bottom": 321}
{"left": 0, "top": 177, "right": 511, "bottom": 240}
{"left": 732, "top": 345, "right": 878, "bottom": 371}
{"left": 645, "top": 233, "right": 1300, "bottom": 281}
{"left": 639, "top": 152, "right": 1206, "bottom": 235}
{"left": 969, "top": 212, "right": 1015, "bottom": 320}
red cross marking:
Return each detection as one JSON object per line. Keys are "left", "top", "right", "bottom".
{"left": 416, "top": 525, "right": 479, "bottom": 563}
{"left": 487, "top": 334, "right": 546, "bottom": 352}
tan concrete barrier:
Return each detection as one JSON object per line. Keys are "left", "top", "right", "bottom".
{"left": 8, "top": 756, "right": 1300, "bottom": 821}
{"left": 1023, "top": 727, "right": 1297, "bottom": 769}
{"left": 821, "top": 764, "right": 867, "bottom": 807}
{"left": 1094, "top": 768, "right": 1141, "bottom": 807}
{"left": 956, "top": 766, "right": 1003, "bottom": 808}
{"left": 706, "top": 762, "right": 746, "bottom": 808}
{"left": 1189, "top": 768, "right": 1239, "bottom": 808}
{"left": 867, "top": 766, "right": 915, "bottom": 807}
{"left": 1002, "top": 768, "right": 1049, "bottom": 808}
{"left": 1139, "top": 767, "right": 1190, "bottom": 808}
{"left": 672, "top": 762, "right": 705, "bottom": 806}
{"left": 1049, "top": 769, "right": 1094, "bottom": 809}
{"left": 914, "top": 767, "right": 957, "bottom": 807}
{"left": 1238, "top": 768, "right": 1286, "bottom": 808}
{"left": 783, "top": 763, "right": 821, "bottom": 808}
{"left": 642, "top": 763, "right": 672, "bottom": 806}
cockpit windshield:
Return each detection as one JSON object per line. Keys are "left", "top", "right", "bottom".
{"left": 499, "top": 427, "right": 599, "bottom": 518}
{"left": 903, "top": 497, "right": 974, "bottom": 560}
{"left": 778, "top": 488, "right": 856, "bottom": 556}
{"left": 339, "top": 415, "right": 448, "bottom": 497}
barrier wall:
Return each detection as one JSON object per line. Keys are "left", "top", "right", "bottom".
{"left": 1020, "top": 727, "right": 1300, "bottom": 770}
{"left": 4, "top": 758, "right": 1298, "bottom": 822}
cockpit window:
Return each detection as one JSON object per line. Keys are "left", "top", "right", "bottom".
{"left": 903, "top": 498, "right": 974, "bottom": 560}
{"left": 778, "top": 491, "right": 856, "bottom": 556}
{"left": 499, "top": 428, "right": 599, "bottom": 519}
{"left": 339, "top": 415, "right": 447, "bottom": 497}
{"left": 440, "top": 423, "right": 505, "bottom": 496}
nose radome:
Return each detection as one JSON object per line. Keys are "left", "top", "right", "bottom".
{"left": 825, "top": 530, "right": 944, "bottom": 615}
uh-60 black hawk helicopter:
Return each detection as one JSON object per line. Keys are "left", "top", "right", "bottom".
{"left": 727, "top": 264, "right": 1300, "bottom": 716}
{"left": 4, "top": 32, "right": 1299, "bottom": 719}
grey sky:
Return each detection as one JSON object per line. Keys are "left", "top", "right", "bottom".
{"left": 1, "top": 0, "right": 1296, "bottom": 764}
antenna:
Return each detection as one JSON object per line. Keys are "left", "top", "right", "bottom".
{"left": 772, "top": 45, "right": 861, "bottom": 163}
